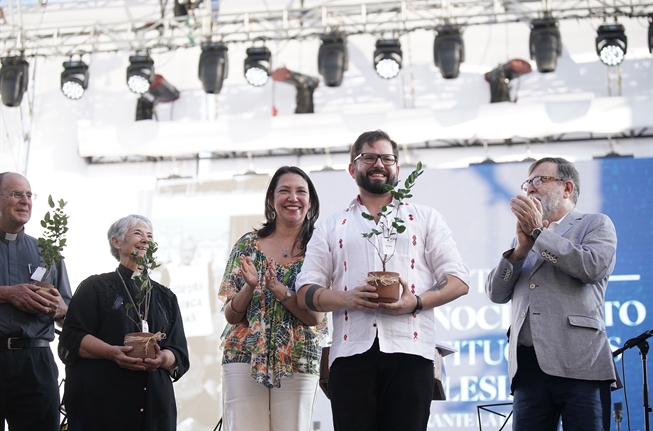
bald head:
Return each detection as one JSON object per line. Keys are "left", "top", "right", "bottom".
{"left": 0, "top": 172, "right": 33, "bottom": 233}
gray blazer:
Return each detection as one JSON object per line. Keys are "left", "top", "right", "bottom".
{"left": 486, "top": 208, "right": 618, "bottom": 385}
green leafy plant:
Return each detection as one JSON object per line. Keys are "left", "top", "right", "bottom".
{"left": 124, "top": 240, "right": 161, "bottom": 331}
{"left": 361, "top": 161, "right": 424, "bottom": 271}
{"left": 37, "top": 195, "right": 69, "bottom": 278}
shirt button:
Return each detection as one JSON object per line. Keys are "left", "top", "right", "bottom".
{"left": 529, "top": 283, "right": 536, "bottom": 290}
{"left": 373, "top": 323, "right": 377, "bottom": 327}
{"left": 140, "top": 408, "right": 144, "bottom": 412}
{"left": 144, "top": 387, "right": 147, "bottom": 391}
{"left": 521, "top": 312, "right": 526, "bottom": 318}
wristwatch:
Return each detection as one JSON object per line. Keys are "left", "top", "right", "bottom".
{"left": 411, "top": 295, "right": 423, "bottom": 315}
{"left": 531, "top": 227, "right": 544, "bottom": 240}
{"left": 278, "top": 288, "right": 292, "bottom": 303}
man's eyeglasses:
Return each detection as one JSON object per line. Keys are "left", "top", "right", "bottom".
{"left": 521, "top": 176, "right": 564, "bottom": 192}
{"left": 353, "top": 153, "right": 397, "bottom": 166}
{"left": 0, "top": 191, "right": 37, "bottom": 201}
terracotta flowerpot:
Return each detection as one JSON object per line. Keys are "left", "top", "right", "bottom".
{"left": 124, "top": 332, "right": 161, "bottom": 359}
{"left": 366, "top": 271, "right": 400, "bottom": 303}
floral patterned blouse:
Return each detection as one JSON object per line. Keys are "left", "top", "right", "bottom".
{"left": 219, "top": 232, "right": 328, "bottom": 389}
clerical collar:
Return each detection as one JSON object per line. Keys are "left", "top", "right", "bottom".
{"left": 0, "top": 228, "right": 23, "bottom": 241}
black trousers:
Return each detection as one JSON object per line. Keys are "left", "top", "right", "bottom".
{"left": 0, "top": 347, "right": 60, "bottom": 431}
{"left": 329, "top": 337, "right": 433, "bottom": 431}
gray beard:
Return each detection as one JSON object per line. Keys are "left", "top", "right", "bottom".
{"left": 538, "top": 193, "right": 561, "bottom": 222}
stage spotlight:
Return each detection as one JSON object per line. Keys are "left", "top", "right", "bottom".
{"left": 529, "top": 18, "right": 562, "bottom": 73}
{"left": 60, "top": 60, "right": 89, "bottom": 100}
{"left": 596, "top": 23, "right": 627, "bottom": 66}
{"left": 373, "top": 39, "right": 402, "bottom": 79}
{"left": 126, "top": 54, "right": 155, "bottom": 94}
{"left": 135, "top": 93, "right": 155, "bottom": 121}
{"left": 149, "top": 74, "right": 179, "bottom": 103}
{"left": 318, "top": 33, "right": 347, "bottom": 87}
{"left": 244, "top": 46, "right": 271, "bottom": 87}
{"left": 272, "top": 67, "right": 319, "bottom": 114}
{"left": 433, "top": 26, "right": 465, "bottom": 79}
{"left": 484, "top": 59, "right": 532, "bottom": 103}
{"left": 198, "top": 42, "right": 228, "bottom": 94}
{"left": 0, "top": 56, "right": 29, "bottom": 107}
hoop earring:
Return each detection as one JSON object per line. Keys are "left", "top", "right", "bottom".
{"left": 271, "top": 211, "right": 276, "bottom": 220}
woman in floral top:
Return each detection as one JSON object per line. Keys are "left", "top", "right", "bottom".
{"left": 219, "top": 166, "right": 328, "bottom": 431}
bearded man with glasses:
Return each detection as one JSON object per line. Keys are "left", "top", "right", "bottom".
{"left": 486, "top": 158, "right": 620, "bottom": 431}
{"left": 0, "top": 172, "right": 72, "bottom": 431}
{"left": 296, "top": 130, "right": 470, "bottom": 431}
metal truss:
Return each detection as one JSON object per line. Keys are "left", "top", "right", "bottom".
{"left": 1, "top": 0, "right": 651, "bottom": 57}
{"left": 80, "top": 126, "right": 653, "bottom": 165}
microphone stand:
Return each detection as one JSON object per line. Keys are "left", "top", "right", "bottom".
{"left": 613, "top": 329, "right": 653, "bottom": 431}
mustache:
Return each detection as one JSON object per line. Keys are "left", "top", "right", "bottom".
{"left": 367, "top": 169, "right": 387, "bottom": 176}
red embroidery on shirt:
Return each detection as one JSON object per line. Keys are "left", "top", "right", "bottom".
{"left": 409, "top": 214, "right": 414, "bottom": 221}
{"left": 344, "top": 334, "right": 348, "bottom": 341}
{"left": 410, "top": 259, "right": 415, "bottom": 269}
{"left": 344, "top": 261, "right": 347, "bottom": 272}
{"left": 412, "top": 235, "right": 417, "bottom": 246}
{"left": 346, "top": 208, "right": 350, "bottom": 212}
{"left": 411, "top": 284, "right": 415, "bottom": 294}
{"left": 344, "top": 310, "right": 348, "bottom": 321}
{"left": 342, "top": 219, "right": 347, "bottom": 225}
{"left": 344, "top": 286, "right": 348, "bottom": 291}
{"left": 339, "top": 239, "right": 343, "bottom": 248}
{"left": 413, "top": 332, "right": 418, "bottom": 339}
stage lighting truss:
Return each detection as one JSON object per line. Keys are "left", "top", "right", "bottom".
{"left": 318, "top": 33, "right": 348, "bottom": 87}
{"left": 433, "top": 26, "right": 465, "bottom": 79}
{"left": 244, "top": 46, "right": 271, "bottom": 87}
{"left": 126, "top": 54, "right": 155, "bottom": 94}
{"left": 373, "top": 39, "right": 402, "bottom": 79}
{"left": 529, "top": 18, "right": 562, "bottom": 73}
{"left": 61, "top": 60, "right": 89, "bottom": 100}
{"left": 596, "top": 23, "right": 627, "bottom": 66}
{"left": 0, "top": 56, "right": 29, "bottom": 107}
{"left": 198, "top": 41, "right": 229, "bottom": 94}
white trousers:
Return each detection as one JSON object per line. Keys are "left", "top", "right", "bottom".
{"left": 222, "top": 363, "right": 319, "bottom": 431}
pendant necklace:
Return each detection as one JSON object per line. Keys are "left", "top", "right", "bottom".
{"left": 116, "top": 269, "right": 150, "bottom": 333}
{"left": 274, "top": 234, "right": 292, "bottom": 257}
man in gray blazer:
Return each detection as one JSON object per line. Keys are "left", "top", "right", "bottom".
{"left": 486, "top": 157, "right": 618, "bottom": 431}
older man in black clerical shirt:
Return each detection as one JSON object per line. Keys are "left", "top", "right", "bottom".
{"left": 0, "top": 172, "right": 72, "bottom": 431}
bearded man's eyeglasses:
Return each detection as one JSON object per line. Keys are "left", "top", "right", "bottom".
{"left": 353, "top": 153, "right": 397, "bottom": 166}
{"left": 521, "top": 176, "right": 564, "bottom": 192}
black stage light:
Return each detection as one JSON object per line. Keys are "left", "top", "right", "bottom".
{"left": 373, "top": 39, "right": 402, "bottom": 79}
{"left": 135, "top": 93, "right": 155, "bottom": 121}
{"left": 0, "top": 56, "right": 29, "bottom": 107}
{"left": 271, "top": 67, "right": 319, "bottom": 114}
{"left": 318, "top": 33, "right": 348, "bottom": 87}
{"left": 126, "top": 55, "right": 155, "bottom": 94}
{"left": 433, "top": 26, "right": 465, "bottom": 79}
{"left": 596, "top": 23, "right": 627, "bottom": 66}
{"left": 244, "top": 46, "right": 271, "bottom": 87}
{"left": 484, "top": 59, "right": 532, "bottom": 103}
{"left": 529, "top": 18, "right": 562, "bottom": 73}
{"left": 198, "top": 42, "right": 228, "bottom": 94}
{"left": 149, "top": 74, "right": 179, "bottom": 103}
{"left": 61, "top": 60, "right": 89, "bottom": 100}
{"left": 174, "top": 0, "right": 202, "bottom": 17}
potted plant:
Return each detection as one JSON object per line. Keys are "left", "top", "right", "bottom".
{"left": 361, "top": 161, "right": 424, "bottom": 303}
{"left": 32, "top": 195, "right": 69, "bottom": 284}
{"left": 123, "top": 240, "right": 166, "bottom": 359}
